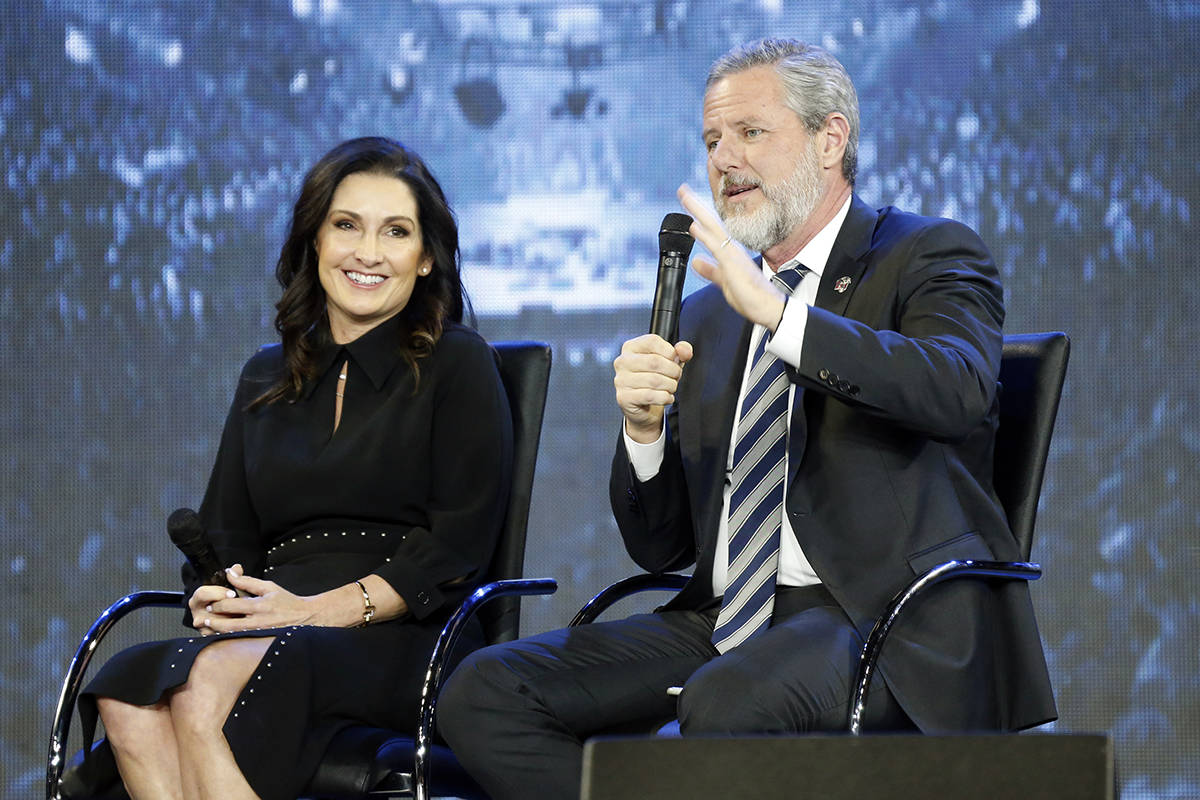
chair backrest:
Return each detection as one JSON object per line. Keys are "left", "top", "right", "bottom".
{"left": 992, "top": 332, "right": 1070, "bottom": 560}
{"left": 477, "top": 341, "right": 553, "bottom": 645}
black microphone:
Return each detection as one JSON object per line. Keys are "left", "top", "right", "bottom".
{"left": 167, "top": 507, "right": 234, "bottom": 590}
{"left": 649, "top": 213, "right": 695, "bottom": 342}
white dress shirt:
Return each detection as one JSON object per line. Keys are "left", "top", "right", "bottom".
{"left": 623, "top": 195, "right": 853, "bottom": 595}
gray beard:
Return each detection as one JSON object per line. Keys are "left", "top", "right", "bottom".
{"left": 717, "top": 144, "right": 822, "bottom": 254}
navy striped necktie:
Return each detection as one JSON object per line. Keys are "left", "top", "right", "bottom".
{"left": 712, "top": 263, "right": 808, "bottom": 653}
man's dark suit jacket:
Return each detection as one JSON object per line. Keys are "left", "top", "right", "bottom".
{"left": 610, "top": 195, "right": 1057, "bottom": 733}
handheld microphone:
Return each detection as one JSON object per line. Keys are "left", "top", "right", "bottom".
{"left": 649, "top": 213, "right": 695, "bottom": 342}
{"left": 167, "top": 507, "right": 234, "bottom": 590}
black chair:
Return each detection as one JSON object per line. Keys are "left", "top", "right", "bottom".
{"left": 570, "top": 332, "right": 1071, "bottom": 734}
{"left": 47, "top": 341, "right": 557, "bottom": 800}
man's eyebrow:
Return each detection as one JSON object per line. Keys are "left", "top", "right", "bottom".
{"left": 702, "top": 116, "right": 772, "bottom": 138}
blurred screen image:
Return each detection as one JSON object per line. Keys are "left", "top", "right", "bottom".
{"left": 3, "top": 2, "right": 1197, "bottom": 797}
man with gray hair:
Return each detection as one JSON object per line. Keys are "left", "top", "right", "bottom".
{"left": 440, "top": 38, "right": 1056, "bottom": 799}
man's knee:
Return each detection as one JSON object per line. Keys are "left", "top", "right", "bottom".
{"left": 438, "top": 645, "right": 521, "bottom": 739}
{"left": 678, "top": 658, "right": 798, "bottom": 735}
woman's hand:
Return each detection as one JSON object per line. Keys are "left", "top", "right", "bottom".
{"left": 187, "top": 579, "right": 240, "bottom": 636}
{"left": 190, "top": 564, "right": 324, "bottom": 633}
{"left": 191, "top": 565, "right": 394, "bottom": 633}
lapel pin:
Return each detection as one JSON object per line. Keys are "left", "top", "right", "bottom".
{"left": 834, "top": 276, "right": 852, "bottom": 293}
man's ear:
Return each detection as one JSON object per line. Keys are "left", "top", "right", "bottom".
{"left": 819, "top": 112, "right": 850, "bottom": 171}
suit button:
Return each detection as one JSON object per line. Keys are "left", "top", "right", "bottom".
{"left": 818, "top": 368, "right": 830, "bottom": 381}
{"left": 626, "top": 487, "right": 638, "bottom": 510}
{"left": 848, "top": 385, "right": 861, "bottom": 396}
{"left": 838, "top": 380, "right": 851, "bottom": 392}
{"left": 417, "top": 591, "right": 430, "bottom": 605}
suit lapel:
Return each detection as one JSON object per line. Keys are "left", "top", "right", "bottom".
{"left": 679, "top": 290, "right": 751, "bottom": 550}
{"left": 813, "top": 194, "right": 877, "bottom": 316}
{"left": 787, "top": 195, "right": 879, "bottom": 490}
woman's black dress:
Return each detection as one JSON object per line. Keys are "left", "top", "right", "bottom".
{"left": 79, "top": 317, "right": 514, "bottom": 800}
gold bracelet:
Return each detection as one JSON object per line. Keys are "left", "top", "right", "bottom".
{"left": 354, "top": 580, "right": 376, "bottom": 626}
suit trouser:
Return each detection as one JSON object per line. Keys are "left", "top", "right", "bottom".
{"left": 438, "top": 584, "right": 914, "bottom": 800}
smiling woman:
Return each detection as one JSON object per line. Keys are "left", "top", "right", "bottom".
{"left": 315, "top": 172, "right": 434, "bottom": 344}
{"left": 73, "top": 138, "right": 514, "bottom": 800}
{"left": 262, "top": 137, "right": 469, "bottom": 407}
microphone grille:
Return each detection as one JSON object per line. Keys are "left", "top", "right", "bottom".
{"left": 659, "top": 213, "right": 695, "bottom": 256}
{"left": 167, "top": 507, "right": 205, "bottom": 546}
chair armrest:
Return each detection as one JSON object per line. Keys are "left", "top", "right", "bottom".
{"left": 414, "top": 578, "right": 556, "bottom": 800}
{"left": 568, "top": 573, "right": 691, "bottom": 627}
{"left": 47, "top": 590, "right": 185, "bottom": 800}
{"left": 847, "top": 560, "right": 1041, "bottom": 735}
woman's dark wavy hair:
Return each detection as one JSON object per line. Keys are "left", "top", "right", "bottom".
{"left": 250, "top": 137, "right": 467, "bottom": 408}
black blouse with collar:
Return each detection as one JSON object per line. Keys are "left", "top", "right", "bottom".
{"left": 191, "top": 316, "right": 514, "bottom": 622}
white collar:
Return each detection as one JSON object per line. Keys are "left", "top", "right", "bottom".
{"left": 760, "top": 194, "right": 853, "bottom": 279}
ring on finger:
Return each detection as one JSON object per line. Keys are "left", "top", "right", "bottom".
{"left": 719, "top": 235, "right": 733, "bottom": 249}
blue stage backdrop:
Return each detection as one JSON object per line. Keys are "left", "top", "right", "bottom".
{"left": 3, "top": 1, "right": 1197, "bottom": 796}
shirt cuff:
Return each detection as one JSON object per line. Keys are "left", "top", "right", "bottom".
{"left": 622, "top": 421, "right": 666, "bottom": 482}
{"left": 764, "top": 297, "right": 809, "bottom": 368}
